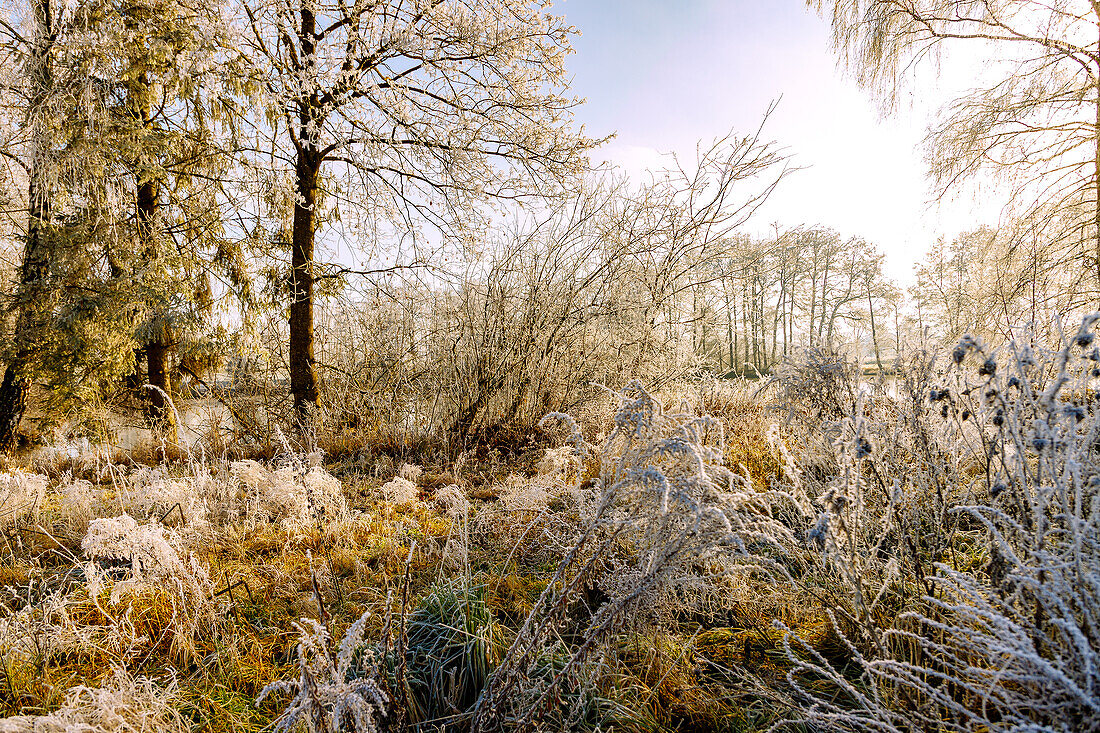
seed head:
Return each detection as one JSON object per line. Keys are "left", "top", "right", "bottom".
{"left": 1064, "top": 405, "right": 1086, "bottom": 422}
{"left": 854, "top": 436, "right": 872, "bottom": 459}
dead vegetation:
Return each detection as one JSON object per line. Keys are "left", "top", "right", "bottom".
{"left": 2, "top": 323, "right": 1100, "bottom": 732}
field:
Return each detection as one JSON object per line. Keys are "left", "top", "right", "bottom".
{"left": 0, "top": 332, "right": 1096, "bottom": 733}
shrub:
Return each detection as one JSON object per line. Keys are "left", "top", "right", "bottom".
{"left": 0, "top": 471, "right": 46, "bottom": 528}
{"left": 773, "top": 319, "right": 1100, "bottom": 732}
{"left": 381, "top": 476, "right": 418, "bottom": 506}
{"left": 384, "top": 581, "right": 506, "bottom": 730}
{"left": 472, "top": 381, "right": 794, "bottom": 732}
{"left": 81, "top": 514, "right": 217, "bottom": 661}
{"left": 229, "top": 458, "right": 348, "bottom": 528}
{"left": 258, "top": 616, "right": 388, "bottom": 733}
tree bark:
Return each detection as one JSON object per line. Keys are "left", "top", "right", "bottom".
{"left": 137, "top": 172, "right": 176, "bottom": 437}
{"left": 290, "top": 143, "right": 321, "bottom": 428}
{"left": 0, "top": 367, "right": 29, "bottom": 452}
{"left": 287, "top": 3, "right": 322, "bottom": 435}
{"left": 0, "top": 179, "right": 51, "bottom": 451}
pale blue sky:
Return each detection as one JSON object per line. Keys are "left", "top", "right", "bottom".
{"left": 556, "top": 0, "right": 999, "bottom": 283}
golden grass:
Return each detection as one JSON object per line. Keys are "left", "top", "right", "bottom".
{"left": 0, "top": 396, "right": 887, "bottom": 733}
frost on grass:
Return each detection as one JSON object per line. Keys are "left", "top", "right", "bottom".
{"left": 497, "top": 474, "right": 551, "bottom": 513}
{"left": 229, "top": 459, "right": 348, "bottom": 527}
{"left": 0, "top": 667, "right": 186, "bottom": 733}
{"left": 58, "top": 477, "right": 99, "bottom": 523}
{"left": 534, "top": 445, "right": 581, "bottom": 482}
{"left": 83, "top": 515, "right": 185, "bottom": 577}
{"left": 123, "top": 467, "right": 211, "bottom": 525}
{"left": 80, "top": 514, "right": 216, "bottom": 660}
{"left": 258, "top": 616, "right": 388, "bottom": 733}
{"left": 473, "top": 381, "right": 793, "bottom": 732}
{"left": 772, "top": 319, "right": 1100, "bottom": 733}
{"left": 397, "top": 462, "right": 423, "bottom": 483}
{"left": 380, "top": 476, "right": 418, "bottom": 505}
{"left": 0, "top": 471, "right": 46, "bottom": 527}
{"left": 433, "top": 483, "right": 470, "bottom": 519}
{"left": 0, "top": 587, "right": 146, "bottom": 671}
{"left": 81, "top": 513, "right": 212, "bottom": 602}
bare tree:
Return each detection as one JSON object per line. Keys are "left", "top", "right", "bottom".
{"left": 311, "top": 127, "right": 793, "bottom": 443}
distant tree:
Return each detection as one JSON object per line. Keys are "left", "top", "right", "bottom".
{"left": 853, "top": 241, "right": 896, "bottom": 370}
{"left": 912, "top": 222, "right": 1087, "bottom": 343}
{"left": 241, "top": 0, "right": 597, "bottom": 432}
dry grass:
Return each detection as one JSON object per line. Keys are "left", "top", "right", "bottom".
{"left": 6, "top": 365, "right": 1037, "bottom": 733}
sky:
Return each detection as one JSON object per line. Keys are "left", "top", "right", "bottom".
{"left": 556, "top": 0, "right": 1004, "bottom": 285}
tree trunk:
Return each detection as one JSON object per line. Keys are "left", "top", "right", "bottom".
{"left": 0, "top": 366, "right": 29, "bottom": 452}
{"left": 145, "top": 337, "right": 172, "bottom": 420}
{"left": 867, "top": 281, "right": 883, "bottom": 374}
{"left": 137, "top": 171, "right": 176, "bottom": 438}
{"left": 724, "top": 283, "right": 734, "bottom": 375}
{"left": 772, "top": 268, "right": 784, "bottom": 363}
{"left": 0, "top": 179, "right": 51, "bottom": 451}
{"left": 807, "top": 259, "right": 817, "bottom": 346}
{"left": 1094, "top": 49, "right": 1100, "bottom": 293}
{"left": 290, "top": 149, "right": 320, "bottom": 428}
{"left": 288, "top": 2, "right": 322, "bottom": 434}
{"left": 740, "top": 278, "right": 749, "bottom": 370}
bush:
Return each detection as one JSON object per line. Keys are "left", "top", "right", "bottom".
{"left": 772, "top": 319, "right": 1100, "bottom": 732}
{"left": 385, "top": 581, "right": 505, "bottom": 730}
{"left": 0, "top": 667, "right": 187, "bottom": 733}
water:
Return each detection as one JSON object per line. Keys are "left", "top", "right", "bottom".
{"left": 111, "top": 398, "right": 238, "bottom": 450}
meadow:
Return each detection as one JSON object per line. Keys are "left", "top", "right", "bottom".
{"left": 4, "top": 1, "right": 1100, "bottom": 730}
{"left": 1, "top": 324, "right": 1095, "bottom": 733}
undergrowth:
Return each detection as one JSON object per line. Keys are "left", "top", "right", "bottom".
{"left": 2, "top": 319, "right": 1099, "bottom": 732}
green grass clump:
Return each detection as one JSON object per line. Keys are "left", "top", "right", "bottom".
{"left": 383, "top": 580, "right": 505, "bottom": 731}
